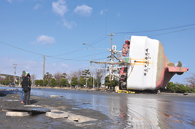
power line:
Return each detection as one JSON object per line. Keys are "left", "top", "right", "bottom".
{"left": 91, "top": 34, "right": 108, "bottom": 45}
{"left": 0, "top": 41, "right": 43, "bottom": 56}
{"left": 149, "top": 27, "right": 195, "bottom": 37}
{"left": 0, "top": 41, "right": 90, "bottom": 62}
{"left": 47, "top": 51, "right": 109, "bottom": 64}
{"left": 32, "top": 51, "right": 110, "bottom": 69}
{"left": 114, "top": 23, "right": 195, "bottom": 34}
{"left": 1, "top": 23, "right": 194, "bottom": 63}
{"left": 23, "top": 27, "right": 195, "bottom": 68}
{"left": 52, "top": 34, "right": 108, "bottom": 57}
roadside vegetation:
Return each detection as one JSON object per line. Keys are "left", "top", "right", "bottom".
{"left": 164, "top": 73, "right": 195, "bottom": 93}
{"left": 28, "top": 69, "right": 103, "bottom": 89}
{"left": 0, "top": 70, "right": 195, "bottom": 93}
{"left": 166, "top": 82, "right": 195, "bottom": 93}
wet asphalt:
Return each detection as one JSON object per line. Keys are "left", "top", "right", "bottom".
{"left": 1, "top": 86, "right": 195, "bottom": 129}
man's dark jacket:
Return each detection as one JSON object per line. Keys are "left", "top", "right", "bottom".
{"left": 22, "top": 76, "right": 31, "bottom": 91}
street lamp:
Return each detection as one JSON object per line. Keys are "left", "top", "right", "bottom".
{"left": 83, "top": 43, "right": 95, "bottom": 89}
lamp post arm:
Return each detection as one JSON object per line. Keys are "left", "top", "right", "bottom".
{"left": 83, "top": 43, "right": 95, "bottom": 89}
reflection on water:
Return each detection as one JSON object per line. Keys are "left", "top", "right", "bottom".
{"left": 1, "top": 86, "right": 195, "bottom": 128}
{"left": 125, "top": 98, "right": 161, "bottom": 129}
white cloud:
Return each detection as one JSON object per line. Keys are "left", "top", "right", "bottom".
{"left": 61, "top": 63, "right": 68, "bottom": 67}
{"left": 0, "top": 57, "right": 42, "bottom": 77}
{"left": 0, "top": 56, "right": 88, "bottom": 80}
{"left": 117, "top": 12, "right": 120, "bottom": 17}
{"left": 7, "top": 0, "right": 12, "bottom": 3}
{"left": 33, "top": 4, "right": 42, "bottom": 10}
{"left": 52, "top": 0, "right": 68, "bottom": 17}
{"left": 100, "top": 10, "right": 104, "bottom": 15}
{"left": 99, "top": 9, "right": 108, "bottom": 15}
{"left": 74, "top": 4, "right": 92, "bottom": 17}
{"left": 62, "top": 18, "right": 76, "bottom": 29}
{"left": 52, "top": 0, "right": 76, "bottom": 29}
{"left": 30, "top": 41, "right": 36, "bottom": 45}
{"left": 24, "top": 65, "right": 30, "bottom": 70}
{"left": 36, "top": 35, "right": 55, "bottom": 45}
{"left": 6, "top": 0, "right": 24, "bottom": 3}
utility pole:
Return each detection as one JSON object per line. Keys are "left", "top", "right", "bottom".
{"left": 83, "top": 43, "right": 95, "bottom": 89}
{"left": 108, "top": 33, "right": 114, "bottom": 80}
{"left": 108, "top": 33, "right": 114, "bottom": 63}
{"left": 13, "top": 64, "right": 17, "bottom": 84}
{"left": 43, "top": 55, "right": 46, "bottom": 79}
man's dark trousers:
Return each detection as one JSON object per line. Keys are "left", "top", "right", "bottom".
{"left": 23, "top": 91, "right": 30, "bottom": 104}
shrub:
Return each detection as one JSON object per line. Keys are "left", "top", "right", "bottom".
{"left": 50, "top": 78, "right": 57, "bottom": 87}
{"left": 176, "top": 84, "right": 190, "bottom": 93}
{"left": 43, "top": 80, "right": 48, "bottom": 86}
{"left": 166, "top": 82, "right": 177, "bottom": 93}
{"left": 71, "top": 77, "right": 78, "bottom": 86}
{"left": 59, "top": 78, "right": 68, "bottom": 87}
{"left": 190, "top": 88, "right": 195, "bottom": 93}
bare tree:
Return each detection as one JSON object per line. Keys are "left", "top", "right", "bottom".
{"left": 73, "top": 69, "right": 82, "bottom": 87}
{"left": 61, "top": 72, "right": 67, "bottom": 79}
{"left": 54, "top": 72, "right": 62, "bottom": 86}
{"left": 186, "top": 73, "right": 195, "bottom": 87}
{"left": 44, "top": 72, "right": 53, "bottom": 85}
{"left": 67, "top": 70, "right": 82, "bottom": 87}
{"left": 31, "top": 74, "right": 37, "bottom": 86}
{"left": 67, "top": 72, "right": 73, "bottom": 85}
{"left": 95, "top": 68, "right": 104, "bottom": 88}
{"left": 80, "top": 69, "right": 91, "bottom": 88}
{"left": 0, "top": 76, "right": 5, "bottom": 82}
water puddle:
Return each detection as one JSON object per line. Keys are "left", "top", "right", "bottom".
{"left": 3, "top": 99, "right": 19, "bottom": 101}
{"left": 1, "top": 86, "right": 195, "bottom": 128}
{"left": 71, "top": 108, "right": 81, "bottom": 110}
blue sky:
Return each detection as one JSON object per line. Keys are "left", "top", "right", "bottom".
{"left": 0, "top": 0, "right": 195, "bottom": 84}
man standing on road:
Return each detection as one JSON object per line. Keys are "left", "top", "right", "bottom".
{"left": 22, "top": 72, "right": 31, "bottom": 105}
{"left": 21, "top": 76, "right": 25, "bottom": 103}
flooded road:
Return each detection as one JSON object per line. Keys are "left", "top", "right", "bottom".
{"left": 1, "top": 86, "right": 195, "bottom": 129}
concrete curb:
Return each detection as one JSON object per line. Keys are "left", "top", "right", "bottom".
{"left": 46, "top": 109, "right": 97, "bottom": 122}
{"left": 46, "top": 110, "right": 68, "bottom": 119}
{"left": 6, "top": 111, "right": 32, "bottom": 117}
{"left": 68, "top": 114, "right": 97, "bottom": 123}
{"left": 24, "top": 105, "right": 42, "bottom": 107}
{"left": 50, "top": 95, "right": 59, "bottom": 97}
{"left": 159, "top": 93, "right": 195, "bottom": 96}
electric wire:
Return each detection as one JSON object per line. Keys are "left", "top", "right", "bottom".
{"left": 0, "top": 41, "right": 43, "bottom": 56}
{"left": 149, "top": 27, "right": 195, "bottom": 37}
{"left": 51, "top": 34, "right": 108, "bottom": 57}
{"left": 47, "top": 51, "right": 109, "bottom": 64}
{"left": 0, "top": 24, "right": 194, "bottom": 64}
{"left": 0, "top": 41, "right": 89, "bottom": 62}
{"left": 114, "top": 23, "right": 195, "bottom": 34}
